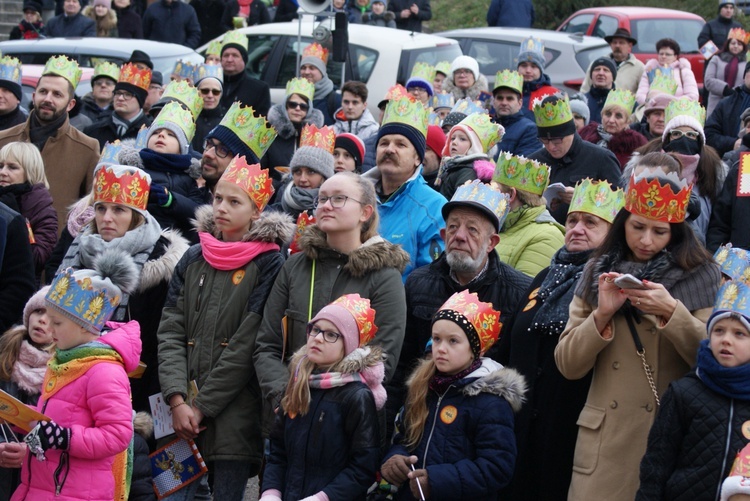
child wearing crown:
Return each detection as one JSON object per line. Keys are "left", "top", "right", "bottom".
{"left": 157, "top": 157, "right": 294, "bottom": 500}
{"left": 380, "top": 291, "right": 526, "bottom": 501}
{"left": 636, "top": 278, "right": 750, "bottom": 500}
{"left": 259, "top": 294, "right": 385, "bottom": 501}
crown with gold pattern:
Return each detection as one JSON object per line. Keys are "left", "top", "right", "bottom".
{"left": 432, "top": 91, "right": 454, "bottom": 110}
{"left": 289, "top": 211, "right": 315, "bottom": 255}
{"left": 408, "top": 62, "right": 436, "bottom": 86}
{"left": 457, "top": 112, "right": 504, "bottom": 153}
{"left": 206, "top": 40, "right": 223, "bottom": 57}
{"left": 216, "top": 102, "right": 277, "bottom": 161}
{"left": 518, "top": 36, "right": 545, "bottom": 63}
{"left": 98, "top": 140, "right": 124, "bottom": 166}
{"left": 434, "top": 290, "right": 502, "bottom": 357}
{"left": 93, "top": 163, "right": 152, "bottom": 213}
{"left": 713, "top": 244, "right": 750, "bottom": 281}
{"left": 134, "top": 124, "right": 150, "bottom": 150}
{"left": 665, "top": 96, "right": 706, "bottom": 127}
{"left": 569, "top": 178, "right": 625, "bottom": 223}
{"left": 161, "top": 80, "right": 204, "bottom": 119}
{"left": 299, "top": 124, "right": 335, "bottom": 153}
{"left": 222, "top": 30, "right": 249, "bottom": 52}
{"left": 451, "top": 98, "right": 485, "bottom": 116}
{"left": 728, "top": 27, "right": 750, "bottom": 45}
{"left": 302, "top": 42, "right": 328, "bottom": 65}
{"left": 603, "top": 88, "right": 636, "bottom": 113}
{"left": 533, "top": 94, "right": 573, "bottom": 128}
{"left": 650, "top": 73, "right": 678, "bottom": 96}
{"left": 330, "top": 293, "right": 378, "bottom": 348}
{"left": 711, "top": 280, "right": 750, "bottom": 327}
{"left": 727, "top": 442, "right": 750, "bottom": 481}
{"left": 43, "top": 55, "right": 82, "bottom": 88}
{"left": 434, "top": 60, "right": 451, "bottom": 76}
{"left": 219, "top": 155, "right": 274, "bottom": 211}
{"left": 194, "top": 63, "right": 223, "bottom": 84}
{"left": 286, "top": 77, "right": 315, "bottom": 102}
{"left": 0, "top": 56, "right": 21, "bottom": 87}
{"left": 93, "top": 61, "right": 119, "bottom": 83}
{"left": 445, "top": 179, "right": 510, "bottom": 231}
{"left": 119, "top": 62, "right": 151, "bottom": 91}
{"left": 624, "top": 169, "right": 692, "bottom": 223}
{"left": 381, "top": 95, "right": 429, "bottom": 139}
{"left": 493, "top": 152, "right": 550, "bottom": 196}
{"left": 378, "top": 84, "right": 410, "bottom": 108}
{"left": 150, "top": 101, "right": 196, "bottom": 143}
{"left": 493, "top": 69, "right": 523, "bottom": 95}
{"left": 172, "top": 60, "right": 197, "bottom": 82}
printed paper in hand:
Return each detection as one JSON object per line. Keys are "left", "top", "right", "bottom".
{"left": 0, "top": 390, "right": 49, "bottom": 432}
{"left": 543, "top": 182, "right": 567, "bottom": 205}
{"left": 700, "top": 40, "right": 719, "bottom": 59}
{"left": 149, "top": 381, "right": 199, "bottom": 440}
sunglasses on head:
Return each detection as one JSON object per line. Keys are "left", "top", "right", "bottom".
{"left": 287, "top": 101, "right": 309, "bottom": 111}
{"left": 200, "top": 88, "right": 221, "bottom": 96}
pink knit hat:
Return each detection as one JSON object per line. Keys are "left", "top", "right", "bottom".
{"left": 23, "top": 286, "right": 50, "bottom": 329}
{"left": 309, "top": 294, "right": 378, "bottom": 356}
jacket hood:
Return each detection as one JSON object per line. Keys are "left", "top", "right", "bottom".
{"left": 193, "top": 204, "right": 295, "bottom": 244}
{"left": 267, "top": 103, "right": 325, "bottom": 140}
{"left": 101, "top": 320, "right": 142, "bottom": 373}
{"left": 298, "top": 225, "right": 410, "bottom": 276}
{"left": 462, "top": 358, "right": 527, "bottom": 412}
{"left": 334, "top": 108, "right": 379, "bottom": 129}
{"left": 444, "top": 73, "right": 490, "bottom": 101}
{"left": 138, "top": 228, "right": 190, "bottom": 292}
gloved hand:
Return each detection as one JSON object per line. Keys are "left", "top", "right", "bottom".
{"left": 24, "top": 420, "right": 70, "bottom": 461}
{"left": 148, "top": 183, "right": 171, "bottom": 207}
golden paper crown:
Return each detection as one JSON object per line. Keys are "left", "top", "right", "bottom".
{"left": 437, "top": 290, "right": 502, "bottom": 356}
{"left": 569, "top": 178, "right": 625, "bottom": 223}
{"left": 381, "top": 95, "right": 429, "bottom": 139}
{"left": 533, "top": 94, "right": 573, "bottom": 128}
{"left": 219, "top": 155, "right": 274, "bottom": 212}
{"left": 286, "top": 77, "right": 315, "bottom": 102}
{"left": 302, "top": 42, "right": 328, "bottom": 65}
{"left": 650, "top": 74, "right": 678, "bottom": 96}
{"left": 206, "top": 40, "right": 223, "bottom": 57}
{"left": 222, "top": 30, "right": 249, "bottom": 51}
{"left": 729, "top": 440, "right": 750, "bottom": 477}
{"left": 150, "top": 101, "right": 196, "bottom": 143}
{"left": 603, "top": 89, "right": 636, "bottom": 114}
{"left": 93, "top": 164, "right": 152, "bottom": 212}
{"left": 0, "top": 56, "right": 22, "bottom": 86}
{"left": 409, "top": 62, "right": 436, "bottom": 83}
{"left": 728, "top": 27, "right": 750, "bottom": 45}
{"left": 118, "top": 62, "right": 151, "bottom": 91}
{"left": 289, "top": 211, "right": 315, "bottom": 255}
{"left": 624, "top": 169, "right": 692, "bottom": 223}
{"left": 43, "top": 55, "right": 82, "bottom": 88}
{"left": 458, "top": 113, "right": 504, "bottom": 153}
{"left": 434, "top": 60, "right": 451, "bottom": 76}
{"left": 493, "top": 152, "right": 550, "bottom": 196}
{"left": 665, "top": 97, "right": 706, "bottom": 127}
{"left": 493, "top": 69, "right": 523, "bottom": 95}
{"left": 299, "top": 124, "right": 335, "bottom": 153}
{"left": 330, "top": 293, "right": 378, "bottom": 347}
{"left": 161, "top": 80, "right": 204, "bottom": 120}
{"left": 93, "top": 61, "right": 119, "bottom": 83}
{"left": 218, "top": 102, "right": 277, "bottom": 160}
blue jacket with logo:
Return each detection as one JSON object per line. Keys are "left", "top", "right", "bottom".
{"left": 493, "top": 111, "right": 542, "bottom": 159}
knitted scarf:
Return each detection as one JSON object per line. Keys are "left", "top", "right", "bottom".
{"left": 112, "top": 110, "right": 143, "bottom": 137}
{"left": 198, "top": 231, "right": 279, "bottom": 270}
{"left": 696, "top": 339, "right": 750, "bottom": 401}
{"left": 281, "top": 183, "right": 318, "bottom": 213}
{"left": 314, "top": 77, "right": 334, "bottom": 101}
{"left": 595, "top": 124, "right": 613, "bottom": 148}
{"left": 429, "top": 358, "right": 482, "bottom": 395}
{"left": 28, "top": 110, "right": 66, "bottom": 151}
{"left": 42, "top": 341, "right": 123, "bottom": 399}
{"left": 11, "top": 340, "right": 52, "bottom": 395}
{"left": 139, "top": 148, "right": 193, "bottom": 174}
{"left": 725, "top": 55, "right": 740, "bottom": 91}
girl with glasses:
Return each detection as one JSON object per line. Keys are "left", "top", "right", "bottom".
{"left": 636, "top": 38, "right": 699, "bottom": 107}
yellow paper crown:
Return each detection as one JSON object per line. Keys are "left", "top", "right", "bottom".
{"left": 493, "top": 152, "right": 550, "bottom": 196}
{"left": 118, "top": 62, "right": 151, "bottom": 91}
{"left": 458, "top": 113, "right": 504, "bottom": 153}
{"left": 299, "top": 124, "right": 335, "bottom": 153}
{"left": 330, "top": 293, "right": 378, "bottom": 347}
{"left": 93, "top": 61, "right": 120, "bottom": 83}
{"left": 43, "top": 55, "right": 82, "bottom": 88}
{"left": 381, "top": 95, "right": 429, "bottom": 139}
{"left": 302, "top": 42, "right": 329, "bottom": 65}
{"left": 493, "top": 69, "right": 523, "bottom": 95}
{"left": 409, "top": 62, "right": 436, "bottom": 83}
{"left": 437, "top": 290, "right": 502, "bottom": 356}
{"left": 219, "top": 155, "right": 274, "bottom": 212}
{"left": 206, "top": 40, "right": 223, "bottom": 57}
{"left": 286, "top": 77, "right": 315, "bottom": 103}
{"left": 624, "top": 169, "right": 692, "bottom": 223}
{"left": 533, "top": 94, "right": 573, "bottom": 128}
{"left": 161, "top": 80, "right": 204, "bottom": 120}
{"left": 650, "top": 74, "right": 678, "bottom": 96}
{"left": 569, "top": 179, "right": 625, "bottom": 223}
{"left": 218, "top": 102, "right": 277, "bottom": 161}
{"left": 603, "top": 89, "right": 636, "bottom": 114}
{"left": 222, "top": 30, "right": 249, "bottom": 51}
{"left": 665, "top": 97, "right": 706, "bottom": 127}
{"left": 150, "top": 101, "right": 196, "bottom": 143}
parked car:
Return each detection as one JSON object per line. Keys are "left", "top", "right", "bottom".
{"left": 557, "top": 7, "right": 706, "bottom": 86}
{"left": 20, "top": 64, "right": 95, "bottom": 110}
{"left": 434, "top": 27, "right": 610, "bottom": 93}
{"left": 198, "top": 19, "right": 463, "bottom": 116}
{"left": 0, "top": 38, "right": 204, "bottom": 81}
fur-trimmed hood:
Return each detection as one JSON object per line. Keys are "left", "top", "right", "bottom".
{"left": 443, "top": 73, "right": 490, "bottom": 102}
{"left": 267, "top": 103, "right": 325, "bottom": 140}
{"left": 118, "top": 144, "right": 202, "bottom": 180}
{"left": 193, "top": 204, "right": 295, "bottom": 244}
{"left": 297, "top": 225, "right": 410, "bottom": 276}
{"left": 82, "top": 5, "right": 117, "bottom": 34}
{"left": 138, "top": 228, "right": 189, "bottom": 292}
{"left": 462, "top": 358, "right": 526, "bottom": 412}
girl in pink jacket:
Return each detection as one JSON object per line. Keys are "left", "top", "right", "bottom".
{"left": 636, "top": 38, "right": 699, "bottom": 106}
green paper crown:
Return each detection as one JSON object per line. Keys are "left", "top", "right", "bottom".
{"left": 533, "top": 95, "right": 573, "bottom": 128}
{"left": 435, "top": 61, "right": 451, "bottom": 76}
{"left": 93, "top": 61, "right": 120, "bottom": 83}
{"left": 43, "top": 55, "right": 82, "bottom": 88}
{"left": 151, "top": 101, "right": 196, "bottom": 143}
{"left": 569, "top": 178, "right": 625, "bottom": 223}
{"left": 665, "top": 97, "right": 706, "bottom": 127}
{"left": 603, "top": 89, "right": 636, "bottom": 114}
{"left": 458, "top": 112, "right": 504, "bottom": 153}
{"left": 410, "top": 62, "right": 436, "bottom": 83}
{"left": 161, "top": 80, "right": 203, "bottom": 120}
{"left": 286, "top": 77, "right": 315, "bottom": 102}
{"left": 381, "top": 96, "right": 429, "bottom": 139}
{"left": 650, "top": 74, "right": 678, "bottom": 96}
{"left": 493, "top": 69, "right": 523, "bottom": 95}
{"left": 219, "top": 102, "right": 278, "bottom": 160}
{"left": 493, "top": 152, "right": 550, "bottom": 195}
{"left": 222, "top": 30, "right": 248, "bottom": 51}
{"left": 206, "top": 40, "right": 223, "bottom": 57}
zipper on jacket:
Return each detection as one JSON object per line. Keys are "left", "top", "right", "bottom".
{"left": 195, "top": 273, "right": 206, "bottom": 312}
{"left": 715, "top": 400, "right": 735, "bottom": 501}
{"left": 421, "top": 387, "right": 451, "bottom": 468}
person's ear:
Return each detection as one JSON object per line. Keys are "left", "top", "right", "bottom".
{"left": 66, "top": 97, "right": 76, "bottom": 113}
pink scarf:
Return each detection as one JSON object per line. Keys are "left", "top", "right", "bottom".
{"left": 199, "top": 232, "right": 279, "bottom": 270}
{"left": 672, "top": 153, "right": 700, "bottom": 184}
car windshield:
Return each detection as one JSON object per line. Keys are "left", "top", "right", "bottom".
{"left": 400, "top": 44, "right": 462, "bottom": 83}
{"left": 630, "top": 19, "right": 704, "bottom": 54}
{"left": 575, "top": 45, "right": 613, "bottom": 72}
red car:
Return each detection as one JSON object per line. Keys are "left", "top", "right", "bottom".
{"left": 557, "top": 7, "right": 706, "bottom": 86}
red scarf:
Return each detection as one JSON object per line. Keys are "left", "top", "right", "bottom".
{"left": 199, "top": 232, "right": 279, "bottom": 270}
{"left": 725, "top": 55, "right": 740, "bottom": 90}
{"left": 238, "top": 0, "right": 251, "bottom": 18}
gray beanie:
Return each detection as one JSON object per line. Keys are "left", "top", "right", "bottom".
{"left": 300, "top": 55, "right": 328, "bottom": 78}
{"left": 147, "top": 121, "right": 190, "bottom": 155}
{"left": 290, "top": 146, "right": 335, "bottom": 179}
{"left": 568, "top": 93, "right": 591, "bottom": 125}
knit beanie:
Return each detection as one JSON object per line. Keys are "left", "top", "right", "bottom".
{"left": 93, "top": 0, "right": 111, "bottom": 8}
{"left": 517, "top": 39, "right": 546, "bottom": 72}
{"left": 222, "top": 40, "right": 249, "bottom": 65}
{"left": 151, "top": 71, "right": 163, "bottom": 86}
{"left": 450, "top": 56, "right": 479, "bottom": 81}
{"left": 128, "top": 50, "right": 153, "bottom": 71}
{"left": 206, "top": 125, "right": 257, "bottom": 163}
{"left": 335, "top": 133, "right": 365, "bottom": 168}
{"left": 662, "top": 114, "right": 705, "bottom": 143}
{"left": 115, "top": 81, "right": 148, "bottom": 108}
{"left": 377, "top": 122, "right": 426, "bottom": 162}
{"left": 590, "top": 57, "right": 618, "bottom": 80}
{"left": 426, "top": 125, "right": 446, "bottom": 160}
{"left": 309, "top": 294, "right": 378, "bottom": 356}
{"left": 0, "top": 59, "right": 22, "bottom": 103}
{"left": 147, "top": 121, "right": 190, "bottom": 155}
{"left": 441, "top": 111, "right": 467, "bottom": 131}
{"left": 23, "top": 286, "right": 50, "bottom": 330}
{"left": 290, "top": 146, "right": 335, "bottom": 179}
{"left": 568, "top": 93, "right": 591, "bottom": 125}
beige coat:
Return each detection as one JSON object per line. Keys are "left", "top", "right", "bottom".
{"left": 554, "top": 295, "right": 710, "bottom": 501}
{"left": 580, "top": 53, "right": 645, "bottom": 94}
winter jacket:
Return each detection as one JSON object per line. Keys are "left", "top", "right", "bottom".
{"left": 0, "top": 106, "right": 28, "bottom": 131}
{"left": 313, "top": 88, "right": 341, "bottom": 127}
{"left": 129, "top": 412, "right": 156, "bottom": 501}
{"left": 9, "top": 20, "right": 44, "bottom": 39}
{"left": 579, "top": 122, "right": 647, "bottom": 169}
{"left": 705, "top": 85, "right": 750, "bottom": 157}
{"left": 698, "top": 16, "right": 743, "bottom": 52}
{"left": 383, "top": 359, "right": 526, "bottom": 501}
{"left": 443, "top": 73, "right": 490, "bottom": 103}
{"left": 332, "top": 108, "right": 379, "bottom": 143}
{"left": 263, "top": 349, "right": 382, "bottom": 501}
{"left": 263, "top": 103, "right": 325, "bottom": 181}
{"left": 254, "top": 226, "right": 409, "bottom": 426}
{"left": 142, "top": 0, "right": 201, "bottom": 48}
{"left": 82, "top": 5, "right": 118, "bottom": 37}
{"left": 707, "top": 161, "right": 750, "bottom": 251}
{"left": 486, "top": 0, "right": 533, "bottom": 27}
{"left": 79, "top": 93, "right": 113, "bottom": 123}
{"left": 636, "top": 371, "right": 750, "bottom": 501}
{"left": 83, "top": 111, "right": 153, "bottom": 150}
{"left": 435, "top": 153, "right": 491, "bottom": 200}
{"left": 273, "top": 0, "right": 298, "bottom": 22}
{"left": 190, "top": 0, "right": 225, "bottom": 45}
{"left": 44, "top": 12, "right": 95, "bottom": 37}
{"left": 0, "top": 203, "right": 35, "bottom": 332}
{"left": 705, "top": 51, "right": 747, "bottom": 118}
{"left": 629, "top": 121, "right": 658, "bottom": 142}
{"left": 362, "top": 10, "right": 395, "bottom": 28}
{"left": 113, "top": 4, "right": 142, "bottom": 38}
{"left": 528, "top": 133, "right": 621, "bottom": 224}
{"left": 521, "top": 74, "right": 559, "bottom": 121}
{"left": 192, "top": 106, "right": 224, "bottom": 153}
{"left": 158, "top": 207, "right": 293, "bottom": 462}
{"left": 363, "top": 166, "right": 447, "bottom": 280}
{"left": 0, "top": 114, "right": 100, "bottom": 235}
{"left": 581, "top": 53, "right": 645, "bottom": 95}
{"left": 12, "top": 322, "right": 141, "bottom": 501}
{"left": 585, "top": 86, "right": 612, "bottom": 124}
{"left": 496, "top": 205, "right": 564, "bottom": 277}
{"left": 636, "top": 58, "right": 699, "bottom": 106}
{"left": 221, "top": 0, "right": 270, "bottom": 30}
{"left": 220, "top": 69, "right": 271, "bottom": 117}
{"left": 492, "top": 111, "right": 541, "bottom": 157}
{"left": 387, "top": 0, "right": 431, "bottom": 32}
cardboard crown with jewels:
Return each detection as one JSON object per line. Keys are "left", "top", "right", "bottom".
{"left": 217, "top": 102, "right": 277, "bottom": 160}
{"left": 98, "top": 140, "right": 124, "bottom": 166}
{"left": 624, "top": 168, "right": 692, "bottom": 223}
{"left": 302, "top": 42, "right": 329, "bottom": 65}
{"left": 569, "top": 178, "right": 625, "bottom": 224}
{"left": 533, "top": 94, "right": 573, "bottom": 127}
{"left": 604, "top": 88, "right": 636, "bottom": 113}
{"left": 493, "top": 152, "right": 550, "bottom": 196}
{"left": 447, "top": 179, "right": 510, "bottom": 231}
{"left": 289, "top": 211, "right": 315, "bottom": 255}
{"left": 665, "top": 97, "right": 706, "bottom": 127}
{"left": 93, "top": 61, "right": 119, "bottom": 83}
{"left": 172, "top": 60, "right": 197, "bottom": 82}
{"left": 286, "top": 77, "right": 315, "bottom": 103}
{"left": 299, "top": 124, "right": 335, "bottom": 153}
{"left": 219, "top": 155, "right": 274, "bottom": 211}
{"left": 493, "top": 69, "right": 523, "bottom": 95}
{"left": 728, "top": 27, "right": 750, "bottom": 45}
{"left": 151, "top": 101, "right": 196, "bottom": 143}
{"left": 409, "top": 62, "right": 436, "bottom": 84}
{"left": 222, "top": 30, "right": 249, "bottom": 51}
{"left": 712, "top": 280, "right": 750, "bottom": 322}
{"left": 161, "top": 80, "right": 204, "bottom": 120}
{"left": 119, "top": 62, "right": 151, "bottom": 91}
{"left": 714, "top": 244, "right": 750, "bottom": 281}
{"left": 330, "top": 293, "right": 379, "bottom": 347}
{"left": 206, "top": 40, "right": 223, "bottom": 57}
{"left": 0, "top": 56, "right": 22, "bottom": 86}
{"left": 451, "top": 98, "right": 485, "bottom": 116}
{"left": 93, "top": 163, "right": 152, "bottom": 212}
{"left": 43, "top": 55, "right": 82, "bottom": 88}
{"left": 381, "top": 84, "right": 409, "bottom": 104}
{"left": 381, "top": 95, "right": 429, "bottom": 139}
{"left": 650, "top": 74, "right": 678, "bottom": 96}
{"left": 193, "top": 63, "right": 223, "bottom": 84}
{"left": 458, "top": 112, "right": 504, "bottom": 153}
{"left": 437, "top": 290, "right": 502, "bottom": 356}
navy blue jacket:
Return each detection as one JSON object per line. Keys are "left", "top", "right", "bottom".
{"left": 585, "top": 86, "right": 612, "bottom": 124}
{"left": 705, "top": 85, "right": 750, "bottom": 157}
{"left": 44, "top": 13, "right": 95, "bottom": 37}
{"left": 142, "top": 0, "right": 201, "bottom": 48}
{"left": 486, "top": 0, "right": 533, "bottom": 28}
{"left": 314, "top": 89, "right": 342, "bottom": 127}
{"left": 494, "top": 111, "right": 541, "bottom": 157}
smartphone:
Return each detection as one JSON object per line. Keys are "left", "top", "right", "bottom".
{"left": 614, "top": 274, "right": 647, "bottom": 290}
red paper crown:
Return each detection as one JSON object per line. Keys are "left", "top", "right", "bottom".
{"left": 383, "top": 84, "right": 409, "bottom": 102}
{"left": 438, "top": 291, "right": 502, "bottom": 355}
{"left": 93, "top": 165, "right": 151, "bottom": 211}
{"left": 289, "top": 211, "right": 315, "bottom": 255}
{"left": 299, "top": 124, "right": 335, "bottom": 153}
{"left": 303, "top": 43, "right": 329, "bottom": 64}
{"left": 220, "top": 155, "right": 274, "bottom": 212}
{"left": 330, "top": 293, "right": 378, "bottom": 346}
{"left": 624, "top": 171, "right": 692, "bottom": 223}
{"left": 119, "top": 62, "right": 151, "bottom": 91}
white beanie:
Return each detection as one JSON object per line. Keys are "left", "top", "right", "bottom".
{"left": 662, "top": 115, "right": 705, "bottom": 143}
{"left": 450, "top": 56, "right": 480, "bottom": 81}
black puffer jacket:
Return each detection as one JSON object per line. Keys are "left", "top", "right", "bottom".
{"left": 706, "top": 161, "right": 750, "bottom": 252}
{"left": 83, "top": 111, "right": 152, "bottom": 149}
{"left": 262, "top": 103, "right": 325, "bottom": 182}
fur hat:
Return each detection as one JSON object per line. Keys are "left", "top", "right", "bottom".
{"left": 568, "top": 92, "right": 591, "bottom": 125}
{"left": 289, "top": 146, "right": 335, "bottom": 179}
{"left": 334, "top": 133, "right": 365, "bottom": 169}
{"left": 23, "top": 286, "right": 50, "bottom": 330}
{"left": 450, "top": 55, "right": 480, "bottom": 81}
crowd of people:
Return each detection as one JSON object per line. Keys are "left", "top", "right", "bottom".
{"left": 3, "top": 0, "right": 750, "bottom": 500}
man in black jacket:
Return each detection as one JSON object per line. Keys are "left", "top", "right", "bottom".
{"left": 0, "top": 202, "right": 35, "bottom": 333}
{"left": 219, "top": 31, "right": 271, "bottom": 117}
{"left": 0, "top": 57, "right": 27, "bottom": 132}
{"left": 387, "top": 0, "right": 430, "bottom": 32}
{"left": 45, "top": 0, "right": 95, "bottom": 36}
{"left": 698, "top": 0, "right": 742, "bottom": 52}
{"left": 142, "top": 0, "right": 201, "bottom": 48}
{"left": 706, "top": 65, "right": 750, "bottom": 157}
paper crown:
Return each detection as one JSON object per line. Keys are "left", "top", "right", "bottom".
{"left": 728, "top": 27, "right": 750, "bottom": 45}
{"left": 43, "top": 55, "right": 82, "bottom": 88}
{"left": 151, "top": 101, "right": 196, "bottom": 143}
{"left": 493, "top": 69, "right": 523, "bottom": 95}
{"left": 436, "top": 291, "right": 502, "bottom": 356}
{"left": 93, "top": 163, "right": 152, "bottom": 212}
{"left": 714, "top": 244, "right": 750, "bottom": 281}
{"left": 409, "top": 62, "right": 436, "bottom": 83}
{"left": 381, "top": 95, "right": 429, "bottom": 139}
{"left": 330, "top": 293, "right": 378, "bottom": 347}
{"left": 206, "top": 40, "right": 223, "bottom": 57}
{"left": 46, "top": 267, "right": 122, "bottom": 334}
{"left": 222, "top": 30, "right": 249, "bottom": 51}
{"left": 493, "top": 152, "right": 550, "bottom": 196}
{"left": 427, "top": 112, "right": 441, "bottom": 126}
{"left": 382, "top": 84, "right": 409, "bottom": 103}
{"left": 603, "top": 89, "right": 636, "bottom": 113}
{"left": 518, "top": 36, "right": 544, "bottom": 59}
{"left": 299, "top": 124, "right": 335, "bottom": 153}
{"left": 286, "top": 77, "right": 315, "bottom": 102}
{"left": 434, "top": 60, "right": 451, "bottom": 76}
{"left": 0, "top": 56, "right": 21, "bottom": 86}
{"left": 119, "top": 62, "right": 151, "bottom": 91}
{"left": 432, "top": 91, "right": 454, "bottom": 110}
{"left": 161, "top": 80, "right": 203, "bottom": 120}
{"left": 451, "top": 98, "right": 485, "bottom": 116}
{"left": 458, "top": 112, "right": 504, "bottom": 153}
{"left": 624, "top": 169, "right": 692, "bottom": 223}
{"left": 569, "top": 178, "right": 625, "bottom": 223}
{"left": 713, "top": 280, "right": 750, "bottom": 323}
{"left": 193, "top": 63, "right": 223, "bottom": 83}
{"left": 93, "top": 61, "right": 119, "bottom": 83}
{"left": 134, "top": 124, "right": 150, "bottom": 150}
{"left": 650, "top": 74, "right": 678, "bottom": 96}
{"left": 302, "top": 42, "right": 328, "bottom": 64}
{"left": 98, "top": 140, "right": 124, "bottom": 166}
{"left": 289, "top": 211, "right": 315, "bottom": 255}
{"left": 172, "top": 60, "right": 197, "bottom": 81}
{"left": 665, "top": 97, "right": 706, "bottom": 128}
{"left": 533, "top": 94, "right": 574, "bottom": 127}
{"left": 728, "top": 442, "right": 750, "bottom": 478}
{"left": 219, "top": 155, "right": 274, "bottom": 212}
{"left": 217, "top": 102, "right": 277, "bottom": 161}
{"left": 448, "top": 179, "right": 510, "bottom": 230}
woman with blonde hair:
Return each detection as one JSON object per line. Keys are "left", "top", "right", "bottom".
{"left": 82, "top": 0, "right": 118, "bottom": 37}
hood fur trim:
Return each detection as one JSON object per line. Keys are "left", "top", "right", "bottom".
{"left": 268, "top": 103, "right": 325, "bottom": 140}
{"left": 444, "top": 73, "right": 490, "bottom": 102}
{"left": 298, "top": 226, "right": 410, "bottom": 276}
{"left": 138, "top": 228, "right": 190, "bottom": 292}
{"left": 462, "top": 363, "right": 527, "bottom": 413}
{"left": 117, "top": 145, "right": 144, "bottom": 170}
{"left": 193, "top": 205, "right": 295, "bottom": 244}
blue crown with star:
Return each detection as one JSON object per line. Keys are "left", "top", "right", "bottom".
{"left": 0, "top": 57, "right": 22, "bottom": 86}
{"left": 714, "top": 244, "right": 750, "bottom": 281}
{"left": 446, "top": 179, "right": 511, "bottom": 231}
{"left": 46, "top": 267, "right": 121, "bottom": 334}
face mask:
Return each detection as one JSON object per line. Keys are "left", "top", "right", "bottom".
{"left": 664, "top": 136, "right": 701, "bottom": 156}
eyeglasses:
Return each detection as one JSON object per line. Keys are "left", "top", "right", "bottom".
{"left": 539, "top": 137, "right": 564, "bottom": 146}
{"left": 408, "top": 87, "right": 427, "bottom": 94}
{"left": 113, "top": 90, "right": 134, "bottom": 100}
{"left": 313, "top": 194, "right": 364, "bottom": 208}
{"left": 658, "top": 52, "right": 676, "bottom": 58}
{"left": 200, "top": 88, "right": 221, "bottom": 96}
{"left": 287, "top": 101, "right": 309, "bottom": 111}
{"left": 204, "top": 138, "right": 232, "bottom": 158}
{"left": 669, "top": 129, "right": 700, "bottom": 141}
{"left": 306, "top": 323, "right": 341, "bottom": 343}
{"left": 454, "top": 69, "right": 472, "bottom": 76}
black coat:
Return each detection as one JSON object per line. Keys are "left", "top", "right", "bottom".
{"left": 221, "top": 0, "right": 270, "bottom": 30}
{"left": 191, "top": 0, "right": 226, "bottom": 45}
{"left": 191, "top": 106, "right": 224, "bottom": 153}
{"left": 44, "top": 12, "right": 95, "bottom": 37}
{"left": 706, "top": 161, "right": 749, "bottom": 252}
{"left": 142, "top": 0, "right": 201, "bottom": 48}
{"left": 273, "top": 0, "right": 298, "bottom": 22}
{"left": 630, "top": 121, "right": 657, "bottom": 142}
{"left": 705, "top": 85, "right": 750, "bottom": 157}
{"left": 386, "top": 0, "right": 431, "bottom": 32}
{"left": 0, "top": 106, "right": 27, "bottom": 132}
{"left": 698, "top": 16, "right": 743, "bottom": 50}
{"left": 220, "top": 70, "right": 271, "bottom": 117}
{"left": 78, "top": 93, "right": 112, "bottom": 123}
{"left": 113, "top": 5, "right": 143, "bottom": 38}
{"left": 83, "top": 112, "right": 153, "bottom": 150}
{"left": 585, "top": 86, "right": 611, "bottom": 124}
{"left": 0, "top": 202, "right": 35, "bottom": 333}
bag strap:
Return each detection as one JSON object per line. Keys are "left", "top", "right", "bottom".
{"left": 623, "top": 309, "right": 660, "bottom": 406}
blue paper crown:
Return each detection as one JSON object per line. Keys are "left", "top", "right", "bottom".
{"left": 518, "top": 36, "right": 544, "bottom": 59}
{"left": 428, "top": 112, "right": 441, "bottom": 126}
{"left": 451, "top": 98, "right": 485, "bottom": 116}
{"left": 450, "top": 179, "right": 511, "bottom": 229}
{"left": 193, "top": 63, "right": 223, "bottom": 84}
{"left": 432, "top": 92, "right": 454, "bottom": 110}
{"left": 173, "top": 60, "right": 198, "bottom": 81}
{"left": 134, "top": 125, "right": 150, "bottom": 150}
{"left": 98, "top": 140, "right": 124, "bottom": 166}
{"left": 0, "top": 57, "right": 22, "bottom": 86}
{"left": 714, "top": 244, "right": 750, "bottom": 281}
{"left": 45, "top": 267, "right": 122, "bottom": 334}
{"left": 713, "top": 280, "right": 750, "bottom": 321}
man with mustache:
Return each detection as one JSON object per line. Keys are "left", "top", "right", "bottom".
{"left": 580, "top": 28, "right": 644, "bottom": 94}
